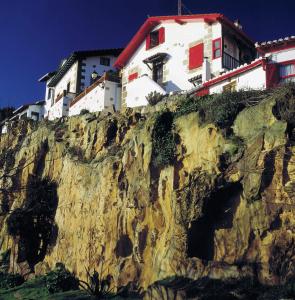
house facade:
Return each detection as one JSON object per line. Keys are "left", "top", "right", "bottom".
{"left": 114, "top": 14, "right": 256, "bottom": 107}
{"left": 0, "top": 101, "right": 45, "bottom": 134}
{"left": 194, "top": 36, "right": 295, "bottom": 95}
{"left": 39, "top": 49, "right": 122, "bottom": 120}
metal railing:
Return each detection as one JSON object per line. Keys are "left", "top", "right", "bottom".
{"left": 222, "top": 52, "right": 240, "bottom": 70}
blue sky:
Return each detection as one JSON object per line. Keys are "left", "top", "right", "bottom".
{"left": 0, "top": 0, "right": 294, "bottom": 108}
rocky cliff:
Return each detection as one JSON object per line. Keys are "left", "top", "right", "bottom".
{"left": 0, "top": 86, "right": 295, "bottom": 292}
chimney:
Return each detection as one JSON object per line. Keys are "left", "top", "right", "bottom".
{"left": 234, "top": 19, "right": 243, "bottom": 30}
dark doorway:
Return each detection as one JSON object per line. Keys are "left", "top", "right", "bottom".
{"left": 153, "top": 62, "right": 163, "bottom": 85}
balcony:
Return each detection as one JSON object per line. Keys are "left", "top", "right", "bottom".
{"left": 222, "top": 52, "right": 240, "bottom": 71}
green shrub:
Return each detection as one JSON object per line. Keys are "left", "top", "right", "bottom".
{"left": 79, "top": 268, "right": 114, "bottom": 298}
{"left": 0, "top": 272, "right": 24, "bottom": 289}
{"left": 151, "top": 111, "right": 176, "bottom": 168}
{"left": 80, "top": 109, "right": 90, "bottom": 115}
{"left": 272, "top": 83, "right": 295, "bottom": 127}
{"left": 146, "top": 91, "right": 165, "bottom": 106}
{"left": 175, "top": 90, "right": 265, "bottom": 129}
{"left": 45, "top": 263, "right": 79, "bottom": 294}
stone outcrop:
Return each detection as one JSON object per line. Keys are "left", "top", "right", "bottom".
{"left": 0, "top": 90, "right": 295, "bottom": 290}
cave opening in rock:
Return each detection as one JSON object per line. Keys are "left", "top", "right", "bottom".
{"left": 187, "top": 182, "right": 242, "bottom": 260}
{"left": 7, "top": 176, "right": 59, "bottom": 271}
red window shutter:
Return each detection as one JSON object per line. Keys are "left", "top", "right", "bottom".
{"left": 159, "top": 27, "right": 165, "bottom": 44}
{"left": 196, "top": 88, "right": 209, "bottom": 97}
{"left": 146, "top": 34, "right": 151, "bottom": 50}
{"left": 189, "top": 43, "right": 204, "bottom": 70}
{"left": 128, "top": 72, "right": 138, "bottom": 82}
{"left": 266, "top": 63, "right": 279, "bottom": 88}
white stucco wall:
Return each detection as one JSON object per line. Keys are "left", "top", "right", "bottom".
{"left": 54, "top": 61, "right": 79, "bottom": 97}
{"left": 268, "top": 47, "right": 295, "bottom": 63}
{"left": 69, "top": 80, "right": 121, "bottom": 116}
{"left": 209, "top": 65, "right": 266, "bottom": 94}
{"left": 125, "top": 75, "right": 166, "bottom": 107}
{"left": 48, "top": 95, "right": 73, "bottom": 120}
{"left": 81, "top": 56, "right": 117, "bottom": 88}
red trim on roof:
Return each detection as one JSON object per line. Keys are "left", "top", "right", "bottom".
{"left": 203, "top": 59, "right": 266, "bottom": 88}
{"left": 114, "top": 14, "right": 254, "bottom": 69}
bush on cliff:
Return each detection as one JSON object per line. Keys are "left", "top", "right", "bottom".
{"left": 175, "top": 89, "right": 265, "bottom": 129}
{"left": 151, "top": 111, "right": 176, "bottom": 168}
{"left": 45, "top": 263, "right": 79, "bottom": 294}
{"left": 272, "top": 83, "right": 295, "bottom": 127}
{"left": 0, "top": 272, "right": 24, "bottom": 289}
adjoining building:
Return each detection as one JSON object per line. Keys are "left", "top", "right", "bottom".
{"left": 194, "top": 36, "right": 295, "bottom": 95}
{"left": 39, "top": 49, "right": 123, "bottom": 120}
{"left": 114, "top": 14, "right": 256, "bottom": 107}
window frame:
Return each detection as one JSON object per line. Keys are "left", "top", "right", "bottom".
{"left": 279, "top": 59, "right": 295, "bottom": 82}
{"left": 212, "top": 38, "right": 222, "bottom": 60}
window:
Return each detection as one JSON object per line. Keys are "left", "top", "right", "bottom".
{"left": 47, "top": 88, "right": 53, "bottom": 100}
{"left": 280, "top": 61, "right": 295, "bottom": 83}
{"left": 212, "top": 38, "right": 222, "bottom": 59}
{"left": 152, "top": 62, "right": 163, "bottom": 84}
{"left": 223, "top": 81, "right": 237, "bottom": 92}
{"left": 146, "top": 27, "right": 165, "bottom": 50}
{"left": 67, "top": 82, "right": 71, "bottom": 93}
{"left": 31, "top": 111, "right": 40, "bottom": 121}
{"left": 189, "top": 43, "right": 204, "bottom": 70}
{"left": 100, "top": 57, "right": 110, "bottom": 66}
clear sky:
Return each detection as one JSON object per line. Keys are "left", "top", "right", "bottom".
{"left": 0, "top": 0, "right": 294, "bottom": 108}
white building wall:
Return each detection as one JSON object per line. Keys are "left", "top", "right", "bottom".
{"left": 211, "top": 23, "right": 223, "bottom": 74}
{"left": 48, "top": 96, "right": 72, "bottom": 120}
{"left": 54, "top": 61, "right": 79, "bottom": 97}
{"left": 69, "top": 81, "right": 121, "bottom": 116}
{"left": 269, "top": 47, "right": 295, "bottom": 63}
{"left": 125, "top": 75, "right": 166, "bottom": 107}
{"left": 209, "top": 65, "right": 266, "bottom": 94}
{"left": 27, "top": 105, "right": 45, "bottom": 120}
{"left": 82, "top": 56, "right": 117, "bottom": 88}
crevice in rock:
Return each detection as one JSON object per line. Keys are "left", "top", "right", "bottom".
{"left": 187, "top": 182, "right": 242, "bottom": 260}
{"left": 115, "top": 234, "right": 133, "bottom": 258}
{"left": 104, "top": 120, "right": 118, "bottom": 147}
{"left": 259, "top": 150, "right": 277, "bottom": 193}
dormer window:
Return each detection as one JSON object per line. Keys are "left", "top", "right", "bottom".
{"left": 146, "top": 27, "right": 165, "bottom": 50}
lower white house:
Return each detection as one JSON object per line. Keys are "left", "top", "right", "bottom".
{"left": 69, "top": 72, "right": 121, "bottom": 116}
{"left": 1, "top": 100, "right": 45, "bottom": 134}
{"left": 47, "top": 91, "right": 76, "bottom": 120}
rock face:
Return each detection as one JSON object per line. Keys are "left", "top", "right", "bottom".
{"left": 0, "top": 91, "right": 295, "bottom": 289}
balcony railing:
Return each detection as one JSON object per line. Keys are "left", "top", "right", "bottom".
{"left": 222, "top": 52, "right": 240, "bottom": 71}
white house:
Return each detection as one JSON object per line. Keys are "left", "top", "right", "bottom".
{"left": 114, "top": 14, "right": 256, "bottom": 107}
{"left": 194, "top": 36, "right": 295, "bottom": 95}
{"left": 69, "top": 71, "right": 121, "bottom": 116}
{"left": 0, "top": 101, "right": 45, "bottom": 134}
{"left": 39, "top": 49, "right": 123, "bottom": 120}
